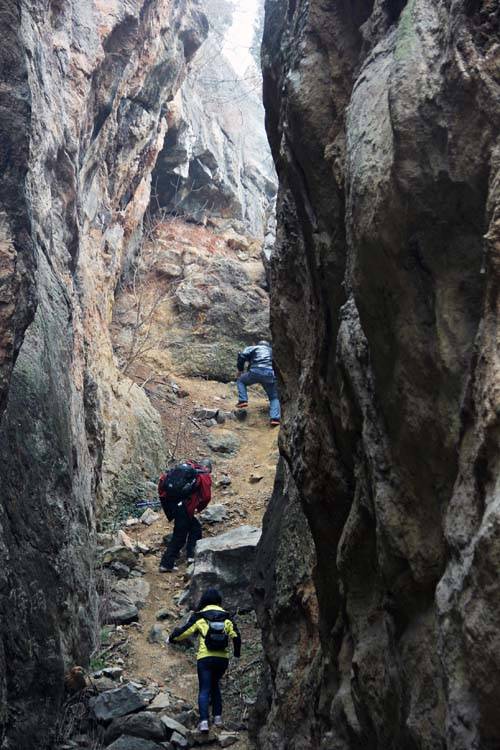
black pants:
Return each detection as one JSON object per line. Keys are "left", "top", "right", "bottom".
{"left": 160, "top": 505, "right": 202, "bottom": 569}
{"left": 197, "top": 657, "right": 228, "bottom": 721}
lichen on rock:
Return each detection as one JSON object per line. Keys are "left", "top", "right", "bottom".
{"left": 254, "top": 0, "right": 500, "bottom": 748}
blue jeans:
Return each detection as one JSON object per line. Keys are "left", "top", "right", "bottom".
{"left": 237, "top": 368, "right": 281, "bottom": 420}
{"left": 197, "top": 657, "right": 228, "bottom": 720}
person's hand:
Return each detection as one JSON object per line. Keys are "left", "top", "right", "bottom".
{"left": 236, "top": 371, "right": 242, "bottom": 381}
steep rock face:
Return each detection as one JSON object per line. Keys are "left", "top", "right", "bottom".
{"left": 0, "top": 2, "right": 206, "bottom": 747}
{"left": 112, "top": 219, "right": 270, "bottom": 383}
{"left": 151, "top": 1, "right": 277, "bottom": 238}
{"left": 255, "top": 1, "right": 499, "bottom": 749}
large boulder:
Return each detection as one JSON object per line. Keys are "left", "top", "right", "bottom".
{"left": 185, "top": 526, "right": 262, "bottom": 612}
{"left": 90, "top": 683, "right": 147, "bottom": 723}
{"left": 112, "top": 578, "right": 150, "bottom": 609}
{"left": 104, "top": 711, "right": 166, "bottom": 745}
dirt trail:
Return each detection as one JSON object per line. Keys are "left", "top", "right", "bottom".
{"left": 109, "top": 375, "right": 278, "bottom": 748}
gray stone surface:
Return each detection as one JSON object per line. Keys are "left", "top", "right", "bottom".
{"left": 185, "top": 526, "right": 261, "bottom": 612}
{"left": 0, "top": 1, "right": 206, "bottom": 744}
{"left": 113, "top": 578, "right": 151, "bottom": 610}
{"left": 104, "top": 711, "right": 167, "bottom": 744}
{"left": 160, "top": 715, "right": 189, "bottom": 738}
{"left": 198, "top": 504, "right": 229, "bottom": 525}
{"left": 104, "top": 595, "right": 140, "bottom": 626}
{"left": 151, "top": 2, "right": 276, "bottom": 239}
{"left": 193, "top": 408, "right": 219, "bottom": 421}
{"left": 218, "top": 733, "right": 239, "bottom": 748}
{"left": 148, "top": 624, "right": 167, "bottom": 644}
{"left": 110, "top": 562, "right": 131, "bottom": 579}
{"left": 90, "top": 683, "right": 148, "bottom": 723}
{"left": 207, "top": 431, "right": 240, "bottom": 455}
{"left": 106, "top": 737, "right": 165, "bottom": 750}
{"left": 169, "top": 731, "right": 189, "bottom": 749}
{"left": 149, "top": 692, "right": 171, "bottom": 712}
{"left": 254, "top": 1, "right": 500, "bottom": 748}
{"left": 102, "top": 547, "right": 139, "bottom": 570}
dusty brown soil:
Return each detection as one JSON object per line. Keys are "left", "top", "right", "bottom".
{"left": 102, "top": 373, "right": 279, "bottom": 748}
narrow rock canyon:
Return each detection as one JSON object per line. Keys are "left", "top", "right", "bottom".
{"left": 0, "top": 1, "right": 498, "bottom": 749}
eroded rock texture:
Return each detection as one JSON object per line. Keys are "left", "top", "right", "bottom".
{"left": 151, "top": 0, "right": 277, "bottom": 238}
{"left": 0, "top": 2, "right": 206, "bottom": 747}
{"left": 255, "top": 1, "right": 499, "bottom": 748}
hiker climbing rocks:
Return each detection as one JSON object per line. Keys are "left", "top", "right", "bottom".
{"left": 236, "top": 340, "right": 281, "bottom": 426}
{"left": 158, "top": 459, "right": 212, "bottom": 572}
{"left": 168, "top": 588, "right": 241, "bottom": 732}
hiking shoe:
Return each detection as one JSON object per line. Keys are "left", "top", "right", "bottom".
{"left": 270, "top": 419, "right": 280, "bottom": 427}
{"left": 236, "top": 401, "right": 248, "bottom": 409}
{"left": 187, "top": 557, "right": 195, "bottom": 564}
{"left": 159, "top": 565, "right": 178, "bottom": 573}
{"left": 198, "top": 720, "right": 209, "bottom": 732}
{"left": 213, "top": 716, "right": 223, "bottom": 727}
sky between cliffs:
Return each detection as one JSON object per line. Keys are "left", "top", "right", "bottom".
{"left": 222, "top": 0, "right": 260, "bottom": 76}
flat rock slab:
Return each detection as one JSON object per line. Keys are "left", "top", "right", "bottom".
{"left": 106, "top": 737, "right": 165, "bottom": 750}
{"left": 183, "top": 526, "right": 261, "bottom": 612}
{"left": 90, "top": 683, "right": 147, "bottom": 723}
{"left": 207, "top": 431, "right": 240, "bottom": 455}
{"left": 149, "top": 692, "right": 171, "bottom": 712}
{"left": 104, "top": 711, "right": 167, "bottom": 745}
{"left": 160, "top": 715, "right": 189, "bottom": 737}
{"left": 199, "top": 504, "right": 229, "bottom": 525}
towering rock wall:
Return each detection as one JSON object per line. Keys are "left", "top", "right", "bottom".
{"left": 254, "top": 1, "right": 499, "bottom": 749}
{"left": 0, "top": 2, "right": 206, "bottom": 747}
{"left": 151, "top": 0, "right": 277, "bottom": 238}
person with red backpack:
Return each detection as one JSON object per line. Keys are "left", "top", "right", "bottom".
{"left": 158, "top": 459, "right": 212, "bottom": 573}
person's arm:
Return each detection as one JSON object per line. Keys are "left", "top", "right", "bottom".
{"left": 227, "top": 618, "right": 241, "bottom": 658}
{"left": 195, "top": 474, "right": 212, "bottom": 513}
{"left": 158, "top": 472, "right": 167, "bottom": 499}
{"left": 237, "top": 346, "right": 254, "bottom": 374}
{"left": 169, "top": 614, "right": 200, "bottom": 643}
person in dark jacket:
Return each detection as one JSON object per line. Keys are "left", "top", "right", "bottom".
{"left": 236, "top": 340, "right": 281, "bottom": 426}
{"left": 158, "top": 459, "right": 212, "bottom": 572}
{"left": 169, "top": 588, "right": 241, "bottom": 732}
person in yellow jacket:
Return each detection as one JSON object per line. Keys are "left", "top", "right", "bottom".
{"left": 168, "top": 588, "right": 241, "bottom": 732}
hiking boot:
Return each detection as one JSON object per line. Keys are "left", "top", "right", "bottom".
{"left": 270, "top": 419, "right": 280, "bottom": 427}
{"left": 236, "top": 401, "right": 248, "bottom": 409}
{"left": 198, "top": 720, "right": 209, "bottom": 732}
{"left": 213, "top": 716, "right": 223, "bottom": 727}
{"left": 159, "top": 565, "right": 178, "bottom": 573}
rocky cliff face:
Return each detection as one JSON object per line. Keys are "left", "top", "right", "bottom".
{"left": 254, "top": 1, "right": 499, "bottom": 749}
{"left": 0, "top": 2, "right": 206, "bottom": 747}
{"left": 112, "top": 218, "right": 270, "bottom": 383}
{"left": 151, "top": 0, "right": 277, "bottom": 238}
